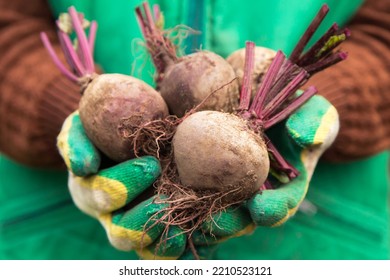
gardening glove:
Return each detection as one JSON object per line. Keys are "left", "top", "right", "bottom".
{"left": 248, "top": 94, "right": 339, "bottom": 226}
{"left": 57, "top": 111, "right": 187, "bottom": 260}
{"left": 191, "top": 94, "right": 339, "bottom": 245}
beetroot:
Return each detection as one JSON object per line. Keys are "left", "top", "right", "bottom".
{"left": 79, "top": 74, "right": 168, "bottom": 161}
{"left": 171, "top": 44, "right": 311, "bottom": 201}
{"left": 135, "top": 3, "right": 239, "bottom": 117}
{"left": 41, "top": 7, "right": 168, "bottom": 162}
{"left": 173, "top": 110, "right": 269, "bottom": 201}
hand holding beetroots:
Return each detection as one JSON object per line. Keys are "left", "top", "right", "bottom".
{"left": 42, "top": 7, "right": 190, "bottom": 260}
{"left": 57, "top": 111, "right": 191, "bottom": 259}
{"left": 47, "top": 3, "right": 348, "bottom": 260}
{"left": 127, "top": 3, "right": 346, "bottom": 256}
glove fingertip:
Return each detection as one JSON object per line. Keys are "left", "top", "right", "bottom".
{"left": 133, "top": 155, "right": 162, "bottom": 181}
{"left": 58, "top": 112, "right": 101, "bottom": 176}
{"left": 286, "top": 95, "right": 338, "bottom": 148}
{"left": 247, "top": 192, "right": 292, "bottom": 227}
{"left": 70, "top": 152, "right": 100, "bottom": 176}
{"left": 136, "top": 226, "right": 186, "bottom": 260}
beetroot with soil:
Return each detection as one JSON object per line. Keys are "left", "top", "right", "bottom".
{"left": 41, "top": 7, "right": 168, "bottom": 162}
{"left": 136, "top": 3, "right": 239, "bottom": 117}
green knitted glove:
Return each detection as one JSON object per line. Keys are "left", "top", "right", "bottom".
{"left": 248, "top": 94, "right": 339, "bottom": 226}
{"left": 190, "top": 95, "right": 339, "bottom": 245}
{"left": 57, "top": 111, "right": 187, "bottom": 260}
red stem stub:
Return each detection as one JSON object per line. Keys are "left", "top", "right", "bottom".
{"left": 290, "top": 4, "right": 350, "bottom": 75}
{"left": 238, "top": 47, "right": 312, "bottom": 182}
{"left": 289, "top": 4, "right": 330, "bottom": 63}
{"left": 238, "top": 41, "right": 255, "bottom": 111}
{"left": 239, "top": 4, "right": 349, "bottom": 187}
{"left": 40, "top": 6, "right": 97, "bottom": 88}
{"left": 135, "top": 2, "right": 178, "bottom": 83}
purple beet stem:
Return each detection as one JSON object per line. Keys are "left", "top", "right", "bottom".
{"left": 68, "top": 6, "right": 94, "bottom": 73}
{"left": 239, "top": 41, "right": 255, "bottom": 111}
{"left": 290, "top": 4, "right": 329, "bottom": 63}
{"left": 40, "top": 32, "right": 78, "bottom": 81}
{"left": 40, "top": 6, "right": 97, "bottom": 82}
{"left": 135, "top": 3, "right": 168, "bottom": 77}
{"left": 241, "top": 4, "right": 348, "bottom": 187}
{"left": 298, "top": 23, "right": 339, "bottom": 66}
{"left": 250, "top": 51, "right": 285, "bottom": 116}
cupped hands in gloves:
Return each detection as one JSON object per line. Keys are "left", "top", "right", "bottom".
{"left": 57, "top": 111, "right": 193, "bottom": 260}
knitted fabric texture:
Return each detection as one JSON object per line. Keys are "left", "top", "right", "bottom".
{"left": 0, "top": 1, "right": 80, "bottom": 167}
{"left": 310, "top": 0, "right": 390, "bottom": 161}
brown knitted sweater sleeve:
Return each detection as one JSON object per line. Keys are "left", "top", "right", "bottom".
{"left": 0, "top": 0, "right": 80, "bottom": 168}
{"left": 311, "top": 0, "right": 390, "bottom": 162}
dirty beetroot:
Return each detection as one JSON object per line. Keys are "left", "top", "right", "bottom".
{"left": 41, "top": 7, "right": 168, "bottom": 163}
{"left": 123, "top": 2, "right": 350, "bottom": 253}
{"left": 135, "top": 2, "right": 240, "bottom": 118}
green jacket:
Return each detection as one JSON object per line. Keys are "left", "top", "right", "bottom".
{"left": 1, "top": 0, "right": 389, "bottom": 260}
